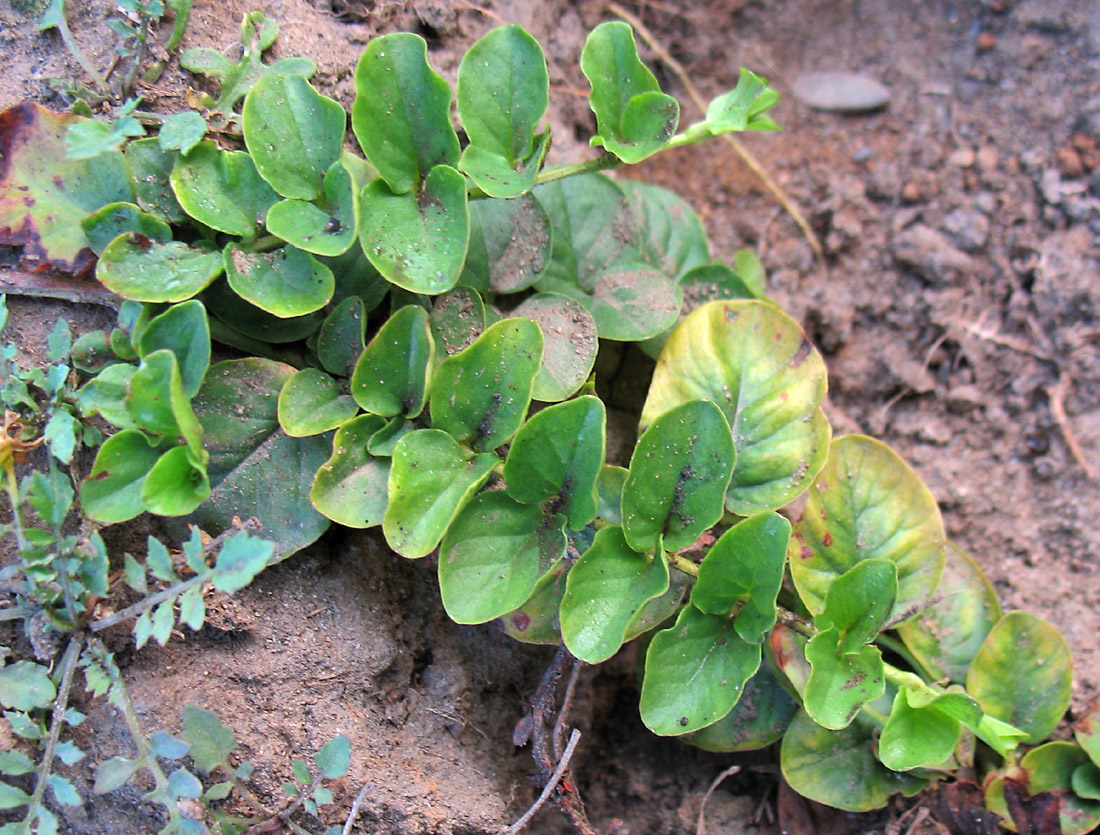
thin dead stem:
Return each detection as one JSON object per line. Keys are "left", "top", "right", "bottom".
{"left": 696, "top": 765, "right": 741, "bottom": 835}
{"left": 505, "top": 730, "right": 582, "bottom": 835}
{"left": 1048, "top": 372, "right": 1098, "bottom": 481}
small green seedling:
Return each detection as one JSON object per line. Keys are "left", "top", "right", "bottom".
{"left": 0, "top": 17, "right": 1086, "bottom": 832}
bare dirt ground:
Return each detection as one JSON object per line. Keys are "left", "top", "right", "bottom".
{"left": 2, "top": 0, "right": 1099, "bottom": 832}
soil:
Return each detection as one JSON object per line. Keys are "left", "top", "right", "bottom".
{"left": 2, "top": 0, "right": 1100, "bottom": 833}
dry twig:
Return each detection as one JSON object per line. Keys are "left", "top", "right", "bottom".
{"left": 1048, "top": 372, "right": 1098, "bottom": 481}
{"left": 695, "top": 765, "right": 741, "bottom": 835}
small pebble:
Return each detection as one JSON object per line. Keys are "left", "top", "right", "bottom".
{"left": 976, "top": 32, "right": 998, "bottom": 52}
{"left": 948, "top": 148, "right": 977, "bottom": 168}
{"left": 977, "top": 145, "right": 1000, "bottom": 173}
{"left": 791, "top": 72, "right": 891, "bottom": 114}
{"left": 1058, "top": 147, "right": 1085, "bottom": 178}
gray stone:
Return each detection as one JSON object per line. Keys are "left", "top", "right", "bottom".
{"left": 944, "top": 208, "right": 990, "bottom": 252}
{"left": 892, "top": 223, "right": 974, "bottom": 280}
{"left": 791, "top": 72, "right": 891, "bottom": 113}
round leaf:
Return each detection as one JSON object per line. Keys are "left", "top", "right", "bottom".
{"left": 896, "top": 542, "right": 1002, "bottom": 683}
{"left": 560, "top": 526, "right": 669, "bottom": 664}
{"left": 170, "top": 141, "right": 279, "bottom": 236}
{"left": 351, "top": 33, "right": 459, "bottom": 193}
{"left": 224, "top": 244, "right": 334, "bottom": 317}
{"left": 687, "top": 660, "right": 798, "bottom": 753}
{"left": 97, "top": 236, "right": 223, "bottom": 303}
{"left": 383, "top": 429, "right": 498, "bottom": 559}
{"left": 310, "top": 414, "right": 390, "bottom": 528}
{"left": 504, "top": 395, "right": 606, "bottom": 530}
{"left": 640, "top": 604, "right": 762, "bottom": 735}
{"left": 138, "top": 299, "right": 211, "bottom": 398}
{"left": 125, "top": 137, "right": 186, "bottom": 222}
{"left": 185, "top": 358, "right": 331, "bottom": 559}
{"left": 277, "top": 368, "right": 358, "bottom": 437}
{"left": 500, "top": 565, "right": 568, "bottom": 645}
{"left": 966, "top": 611, "right": 1073, "bottom": 744}
{"left": 243, "top": 75, "right": 346, "bottom": 199}
{"left": 620, "top": 181, "right": 709, "bottom": 281}
{"left": 429, "top": 318, "right": 543, "bottom": 452}
{"left": 317, "top": 296, "right": 366, "bottom": 377}
{"left": 878, "top": 687, "right": 972, "bottom": 772}
{"left": 457, "top": 25, "right": 548, "bottom": 164}
{"left": 351, "top": 305, "right": 434, "bottom": 418}
{"left": 359, "top": 166, "right": 469, "bottom": 294}
{"left": 439, "top": 492, "right": 566, "bottom": 624}
{"left": 80, "top": 201, "right": 172, "bottom": 255}
{"left": 622, "top": 399, "right": 734, "bottom": 553}
{"left": 266, "top": 161, "right": 359, "bottom": 257}
{"left": 430, "top": 286, "right": 485, "bottom": 359}
{"left": 550, "top": 264, "right": 683, "bottom": 342}
{"left": 804, "top": 629, "right": 885, "bottom": 730}
{"left": 788, "top": 434, "right": 946, "bottom": 622}
{"left": 641, "top": 299, "right": 830, "bottom": 515}
{"left": 81, "top": 429, "right": 163, "bottom": 523}
{"left": 461, "top": 193, "right": 551, "bottom": 294}
{"left": 691, "top": 512, "right": 790, "bottom": 643}
{"left": 142, "top": 445, "right": 211, "bottom": 516}
{"left": 202, "top": 279, "right": 324, "bottom": 344}
{"left": 781, "top": 709, "right": 928, "bottom": 813}
{"left": 511, "top": 293, "right": 598, "bottom": 402}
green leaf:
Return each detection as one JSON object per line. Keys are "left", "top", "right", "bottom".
{"left": 461, "top": 193, "right": 552, "bottom": 294}
{"left": 358, "top": 166, "right": 469, "bottom": 294}
{"left": 202, "top": 278, "right": 324, "bottom": 344}
{"left": 780, "top": 709, "right": 928, "bottom": 813}
{"left": 1073, "top": 762, "right": 1100, "bottom": 801}
{"left": 687, "top": 68, "right": 781, "bottom": 140}
{"left": 351, "top": 33, "right": 459, "bottom": 193}
{"left": 94, "top": 755, "right": 142, "bottom": 795}
{"left": 511, "top": 293, "right": 598, "bottom": 402}
{"left": 178, "top": 585, "right": 206, "bottom": 630}
{"left": 896, "top": 542, "right": 1002, "bottom": 683}
{"left": 147, "top": 535, "right": 177, "bottom": 581}
{"left": 367, "top": 417, "right": 413, "bottom": 456}
{"left": 317, "top": 296, "right": 366, "bottom": 377}
{"left": 80, "top": 201, "right": 172, "bottom": 256}
{"left": 186, "top": 358, "right": 332, "bottom": 559}
{"left": 266, "top": 161, "right": 359, "bottom": 257}
{"left": 596, "top": 465, "right": 627, "bottom": 526}
{"left": 878, "top": 687, "right": 975, "bottom": 771}
{"left": 620, "top": 181, "right": 710, "bottom": 281}
{"left": 439, "top": 492, "right": 566, "bottom": 624}
{"left": 310, "top": 415, "right": 390, "bottom": 528}
{"left": 815, "top": 558, "right": 897, "bottom": 654}
{"left": 70, "top": 329, "right": 117, "bottom": 374}
{"left": 44, "top": 409, "right": 78, "bottom": 466}
{"left": 81, "top": 429, "right": 162, "bottom": 523}
{"left": 429, "top": 318, "right": 543, "bottom": 452}
{"left": 315, "top": 735, "right": 351, "bottom": 779}
{"left": 78, "top": 363, "right": 136, "bottom": 430}
{"left": 142, "top": 445, "right": 211, "bottom": 516}
{"left": 0, "top": 103, "right": 133, "bottom": 276}
{"left": 0, "top": 661, "right": 56, "bottom": 710}
{"left": 687, "top": 660, "right": 799, "bottom": 752}
{"left": 138, "top": 300, "right": 211, "bottom": 398}
{"left": 168, "top": 767, "right": 203, "bottom": 800}
{"left": 1077, "top": 704, "right": 1100, "bottom": 770}
{"left": 128, "top": 350, "right": 203, "bottom": 455}
{"left": 0, "top": 752, "right": 34, "bottom": 777}
{"left": 277, "top": 368, "right": 358, "bottom": 437}
{"left": 621, "top": 399, "right": 734, "bottom": 553}
{"left": 456, "top": 26, "right": 549, "bottom": 197}
{"left": 691, "top": 512, "right": 790, "bottom": 643}
{"left": 213, "top": 531, "right": 275, "bottom": 594}
{"left": 732, "top": 249, "right": 767, "bottom": 297}
{"left": 803, "top": 628, "right": 885, "bottom": 730}
{"left": 640, "top": 604, "right": 761, "bottom": 735}
{"left": 581, "top": 22, "right": 679, "bottom": 164}
{"left": 560, "top": 526, "right": 669, "bottom": 663}
{"left": 504, "top": 396, "right": 605, "bottom": 529}
{"left": 151, "top": 731, "right": 190, "bottom": 761}
{"left": 96, "top": 236, "right": 223, "bottom": 303}
{"left": 224, "top": 244, "right": 334, "bottom": 318}
{"left": 430, "top": 286, "right": 485, "bottom": 359}
{"left": 966, "top": 611, "right": 1073, "bottom": 744}
{"left": 497, "top": 563, "right": 566, "bottom": 644}
{"left": 788, "top": 435, "right": 946, "bottom": 622}
{"left": 170, "top": 140, "right": 279, "bottom": 236}
{"left": 641, "top": 300, "right": 830, "bottom": 515}
{"left": 243, "top": 75, "right": 345, "bottom": 199}
{"left": 383, "top": 429, "right": 498, "bottom": 558}
{"left": 158, "top": 111, "right": 207, "bottom": 155}
{"left": 457, "top": 25, "right": 548, "bottom": 167}
{"left": 351, "top": 305, "right": 434, "bottom": 418}
{"left": 0, "top": 781, "right": 30, "bottom": 810}
{"left": 181, "top": 705, "right": 237, "bottom": 772}
{"left": 125, "top": 138, "right": 187, "bottom": 222}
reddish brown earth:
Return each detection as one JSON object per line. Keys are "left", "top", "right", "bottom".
{"left": 2, "top": 0, "right": 1099, "bottom": 832}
